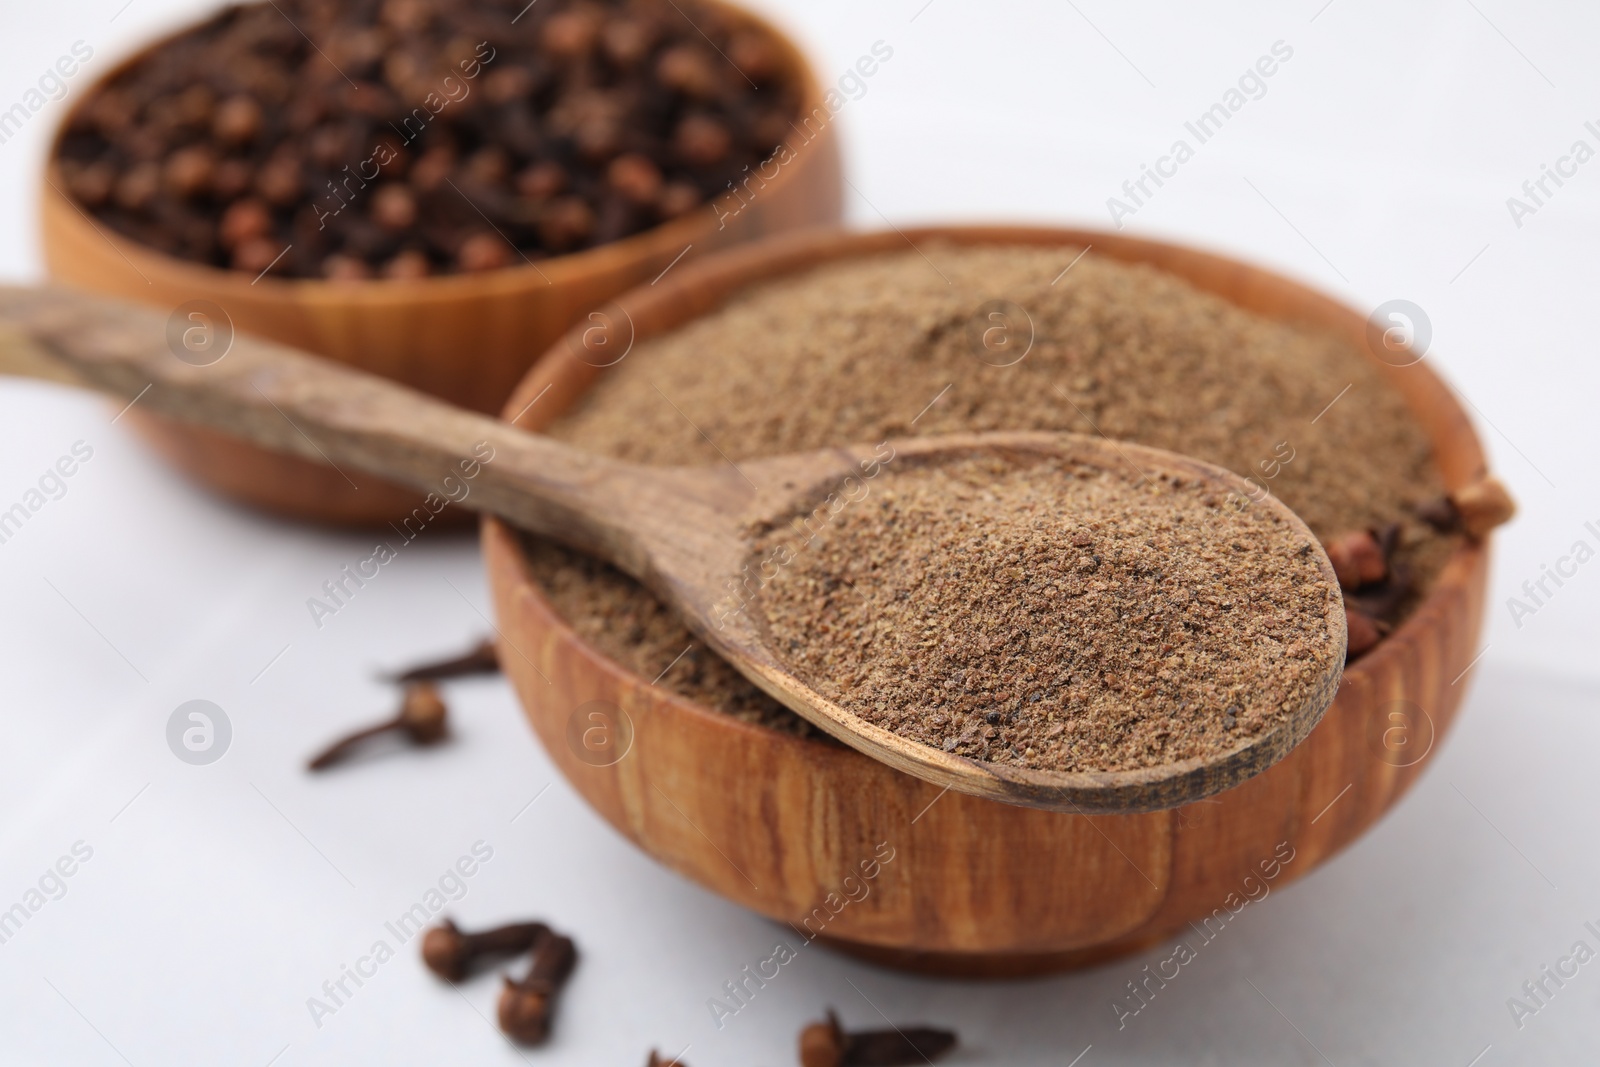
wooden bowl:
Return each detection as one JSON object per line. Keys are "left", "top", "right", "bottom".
{"left": 40, "top": 3, "right": 842, "bottom": 525}
{"left": 483, "top": 226, "right": 1492, "bottom": 976}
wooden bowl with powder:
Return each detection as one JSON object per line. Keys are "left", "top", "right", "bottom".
{"left": 482, "top": 226, "right": 1499, "bottom": 975}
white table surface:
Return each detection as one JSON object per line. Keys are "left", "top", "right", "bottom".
{"left": 3, "top": 1, "right": 1598, "bottom": 1064}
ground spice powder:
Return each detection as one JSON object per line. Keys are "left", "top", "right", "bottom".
{"left": 525, "top": 244, "right": 1452, "bottom": 737}
{"left": 757, "top": 452, "right": 1341, "bottom": 772}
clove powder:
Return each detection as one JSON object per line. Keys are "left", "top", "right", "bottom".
{"left": 757, "top": 451, "right": 1342, "bottom": 772}
{"left": 525, "top": 244, "right": 1454, "bottom": 737}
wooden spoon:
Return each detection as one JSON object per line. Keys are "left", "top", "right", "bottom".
{"left": 0, "top": 286, "right": 1346, "bottom": 813}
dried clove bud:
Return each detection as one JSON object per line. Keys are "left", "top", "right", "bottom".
{"left": 656, "top": 44, "right": 722, "bottom": 99}
{"left": 212, "top": 158, "right": 254, "bottom": 201}
{"left": 219, "top": 198, "right": 273, "bottom": 249}
{"left": 484, "top": 66, "right": 536, "bottom": 105}
{"left": 465, "top": 146, "right": 513, "bottom": 188}
{"left": 163, "top": 145, "right": 216, "bottom": 198}
{"left": 458, "top": 232, "right": 512, "bottom": 272}
{"left": 66, "top": 161, "right": 116, "bottom": 208}
{"left": 604, "top": 20, "right": 658, "bottom": 67}
{"left": 645, "top": 1051, "right": 689, "bottom": 1067}
{"left": 382, "top": 248, "right": 432, "bottom": 279}
{"left": 256, "top": 152, "right": 304, "bottom": 205}
{"left": 233, "top": 236, "right": 286, "bottom": 274}
{"left": 674, "top": 113, "right": 732, "bottom": 166}
{"left": 1414, "top": 495, "right": 1461, "bottom": 533}
{"left": 1450, "top": 476, "right": 1515, "bottom": 540}
{"left": 539, "top": 196, "right": 596, "bottom": 251}
{"left": 113, "top": 162, "right": 161, "bottom": 211}
{"left": 799, "top": 1009, "right": 957, "bottom": 1067}
{"left": 410, "top": 146, "right": 455, "bottom": 192}
{"left": 213, "top": 95, "right": 263, "bottom": 145}
{"left": 657, "top": 181, "right": 702, "bottom": 219}
{"left": 516, "top": 160, "right": 567, "bottom": 201}
{"left": 541, "top": 9, "right": 603, "bottom": 59}
{"left": 1323, "top": 529, "right": 1387, "bottom": 591}
{"left": 728, "top": 30, "right": 782, "bottom": 82}
{"left": 306, "top": 681, "right": 449, "bottom": 770}
{"left": 388, "top": 637, "right": 499, "bottom": 682}
{"left": 608, "top": 152, "right": 664, "bottom": 206}
{"left": 1346, "top": 565, "right": 1413, "bottom": 623}
{"left": 422, "top": 918, "right": 548, "bottom": 981}
{"left": 1344, "top": 605, "right": 1383, "bottom": 660}
{"left": 371, "top": 184, "right": 417, "bottom": 231}
{"left": 322, "top": 254, "right": 372, "bottom": 281}
{"left": 498, "top": 928, "right": 578, "bottom": 1045}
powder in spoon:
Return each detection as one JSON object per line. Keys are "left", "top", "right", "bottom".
{"left": 756, "top": 450, "right": 1343, "bottom": 772}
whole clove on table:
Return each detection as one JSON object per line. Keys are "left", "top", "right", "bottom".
{"left": 421, "top": 918, "right": 548, "bottom": 982}
{"left": 306, "top": 681, "right": 449, "bottom": 770}
{"left": 388, "top": 637, "right": 500, "bottom": 683}
{"left": 498, "top": 926, "right": 579, "bottom": 1044}
{"left": 799, "top": 1010, "right": 957, "bottom": 1067}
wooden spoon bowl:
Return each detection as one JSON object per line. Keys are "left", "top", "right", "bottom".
{"left": 484, "top": 225, "right": 1496, "bottom": 975}
{"left": 39, "top": 0, "right": 842, "bottom": 526}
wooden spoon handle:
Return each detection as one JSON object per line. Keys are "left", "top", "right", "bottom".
{"left": 0, "top": 285, "right": 639, "bottom": 558}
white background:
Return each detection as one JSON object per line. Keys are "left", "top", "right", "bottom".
{"left": 2, "top": 1, "right": 1598, "bottom": 1064}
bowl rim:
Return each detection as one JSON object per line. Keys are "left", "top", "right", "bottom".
{"left": 41, "top": 0, "right": 832, "bottom": 302}
{"left": 487, "top": 223, "right": 1491, "bottom": 765}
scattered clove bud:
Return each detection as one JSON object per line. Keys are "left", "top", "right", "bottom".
{"left": 645, "top": 1051, "right": 689, "bottom": 1067}
{"left": 1323, "top": 529, "right": 1387, "bottom": 591}
{"left": 1450, "top": 476, "right": 1516, "bottom": 540}
{"left": 388, "top": 637, "right": 500, "bottom": 682}
{"left": 421, "top": 918, "right": 548, "bottom": 981}
{"left": 306, "top": 681, "right": 449, "bottom": 771}
{"left": 498, "top": 927, "right": 579, "bottom": 1045}
{"left": 799, "top": 1009, "right": 957, "bottom": 1067}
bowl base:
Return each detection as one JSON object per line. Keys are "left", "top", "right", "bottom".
{"left": 813, "top": 929, "right": 1167, "bottom": 979}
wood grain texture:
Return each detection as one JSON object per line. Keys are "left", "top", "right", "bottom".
{"left": 0, "top": 285, "right": 1340, "bottom": 813}
{"left": 483, "top": 225, "right": 1496, "bottom": 974}
{"left": 38, "top": 0, "right": 843, "bottom": 526}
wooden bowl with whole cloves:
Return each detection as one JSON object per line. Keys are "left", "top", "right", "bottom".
{"left": 41, "top": 0, "right": 842, "bottom": 525}
{"left": 483, "top": 226, "right": 1502, "bottom": 976}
